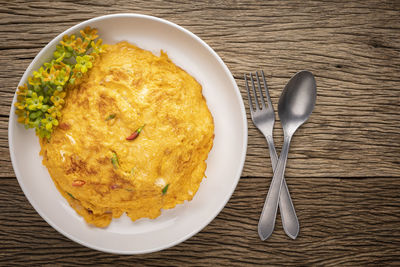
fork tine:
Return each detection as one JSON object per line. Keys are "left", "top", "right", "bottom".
{"left": 261, "top": 70, "right": 273, "bottom": 108}
{"left": 255, "top": 71, "right": 266, "bottom": 109}
{"left": 249, "top": 73, "right": 260, "bottom": 110}
{"left": 244, "top": 74, "right": 254, "bottom": 113}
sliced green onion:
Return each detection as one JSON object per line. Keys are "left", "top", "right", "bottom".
{"left": 105, "top": 113, "right": 116, "bottom": 121}
{"left": 162, "top": 184, "right": 169, "bottom": 195}
{"left": 111, "top": 152, "right": 119, "bottom": 169}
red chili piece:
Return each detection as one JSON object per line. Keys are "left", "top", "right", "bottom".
{"left": 110, "top": 184, "right": 121, "bottom": 189}
{"left": 126, "top": 131, "right": 139, "bottom": 140}
{"left": 72, "top": 180, "right": 86, "bottom": 187}
{"left": 126, "top": 124, "right": 145, "bottom": 140}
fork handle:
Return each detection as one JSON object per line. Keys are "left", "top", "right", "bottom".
{"left": 265, "top": 135, "right": 299, "bottom": 239}
{"left": 266, "top": 135, "right": 278, "bottom": 168}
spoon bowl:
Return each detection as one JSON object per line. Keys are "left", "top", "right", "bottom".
{"left": 278, "top": 71, "right": 317, "bottom": 136}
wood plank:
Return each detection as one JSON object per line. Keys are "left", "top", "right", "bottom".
{"left": 0, "top": 177, "right": 399, "bottom": 265}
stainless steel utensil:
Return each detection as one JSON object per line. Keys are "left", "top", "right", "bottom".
{"left": 244, "top": 70, "right": 299, "bottom": 240}
{"left": 258, "top": 70, "right": 317, "bottom": 240}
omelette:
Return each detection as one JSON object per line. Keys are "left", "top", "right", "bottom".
{"left": 39, "top": 41, "right": 214, "bottom": 227}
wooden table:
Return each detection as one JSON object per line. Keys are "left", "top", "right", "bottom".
{"left": 1, "top": 0, "right": 399, "bottom": 265}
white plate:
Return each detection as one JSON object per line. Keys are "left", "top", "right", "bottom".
{"left": 8, "top": 14, "right": 247, "bottom": 254}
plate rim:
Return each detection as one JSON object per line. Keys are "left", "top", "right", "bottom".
{"left": 8, "top": 13, "right": 248, "bottom": 254}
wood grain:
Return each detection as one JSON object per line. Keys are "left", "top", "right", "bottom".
{"left": 0, "top": 177, "right": 399, "bottom": 266}
{"left": 1, "top": 0, "right": 400, "bottom": 265}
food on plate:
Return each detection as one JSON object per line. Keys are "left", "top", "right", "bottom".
{"left": 17, "top": 33, "right": 214, "bottom": 227}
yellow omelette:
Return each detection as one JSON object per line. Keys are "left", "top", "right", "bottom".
{"left": 40, "top": 41, "right": 214, "bottom": 227}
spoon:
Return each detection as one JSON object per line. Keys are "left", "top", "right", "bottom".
{"left": 258, "top": 71, "right": 317, "bottom": 240}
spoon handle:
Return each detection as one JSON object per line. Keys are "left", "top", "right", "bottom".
{"left": 258, "top": 135, "right": 292, "bottom": 240}
{"left": 266, "top": 135, "right": 299, "bottom": 239}
{"left": 279, "top": 178, "right": 299, "bottom": 239}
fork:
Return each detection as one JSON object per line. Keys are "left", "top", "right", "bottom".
{"left": 244, "top": 70, "right": 299, "bottom": 240}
